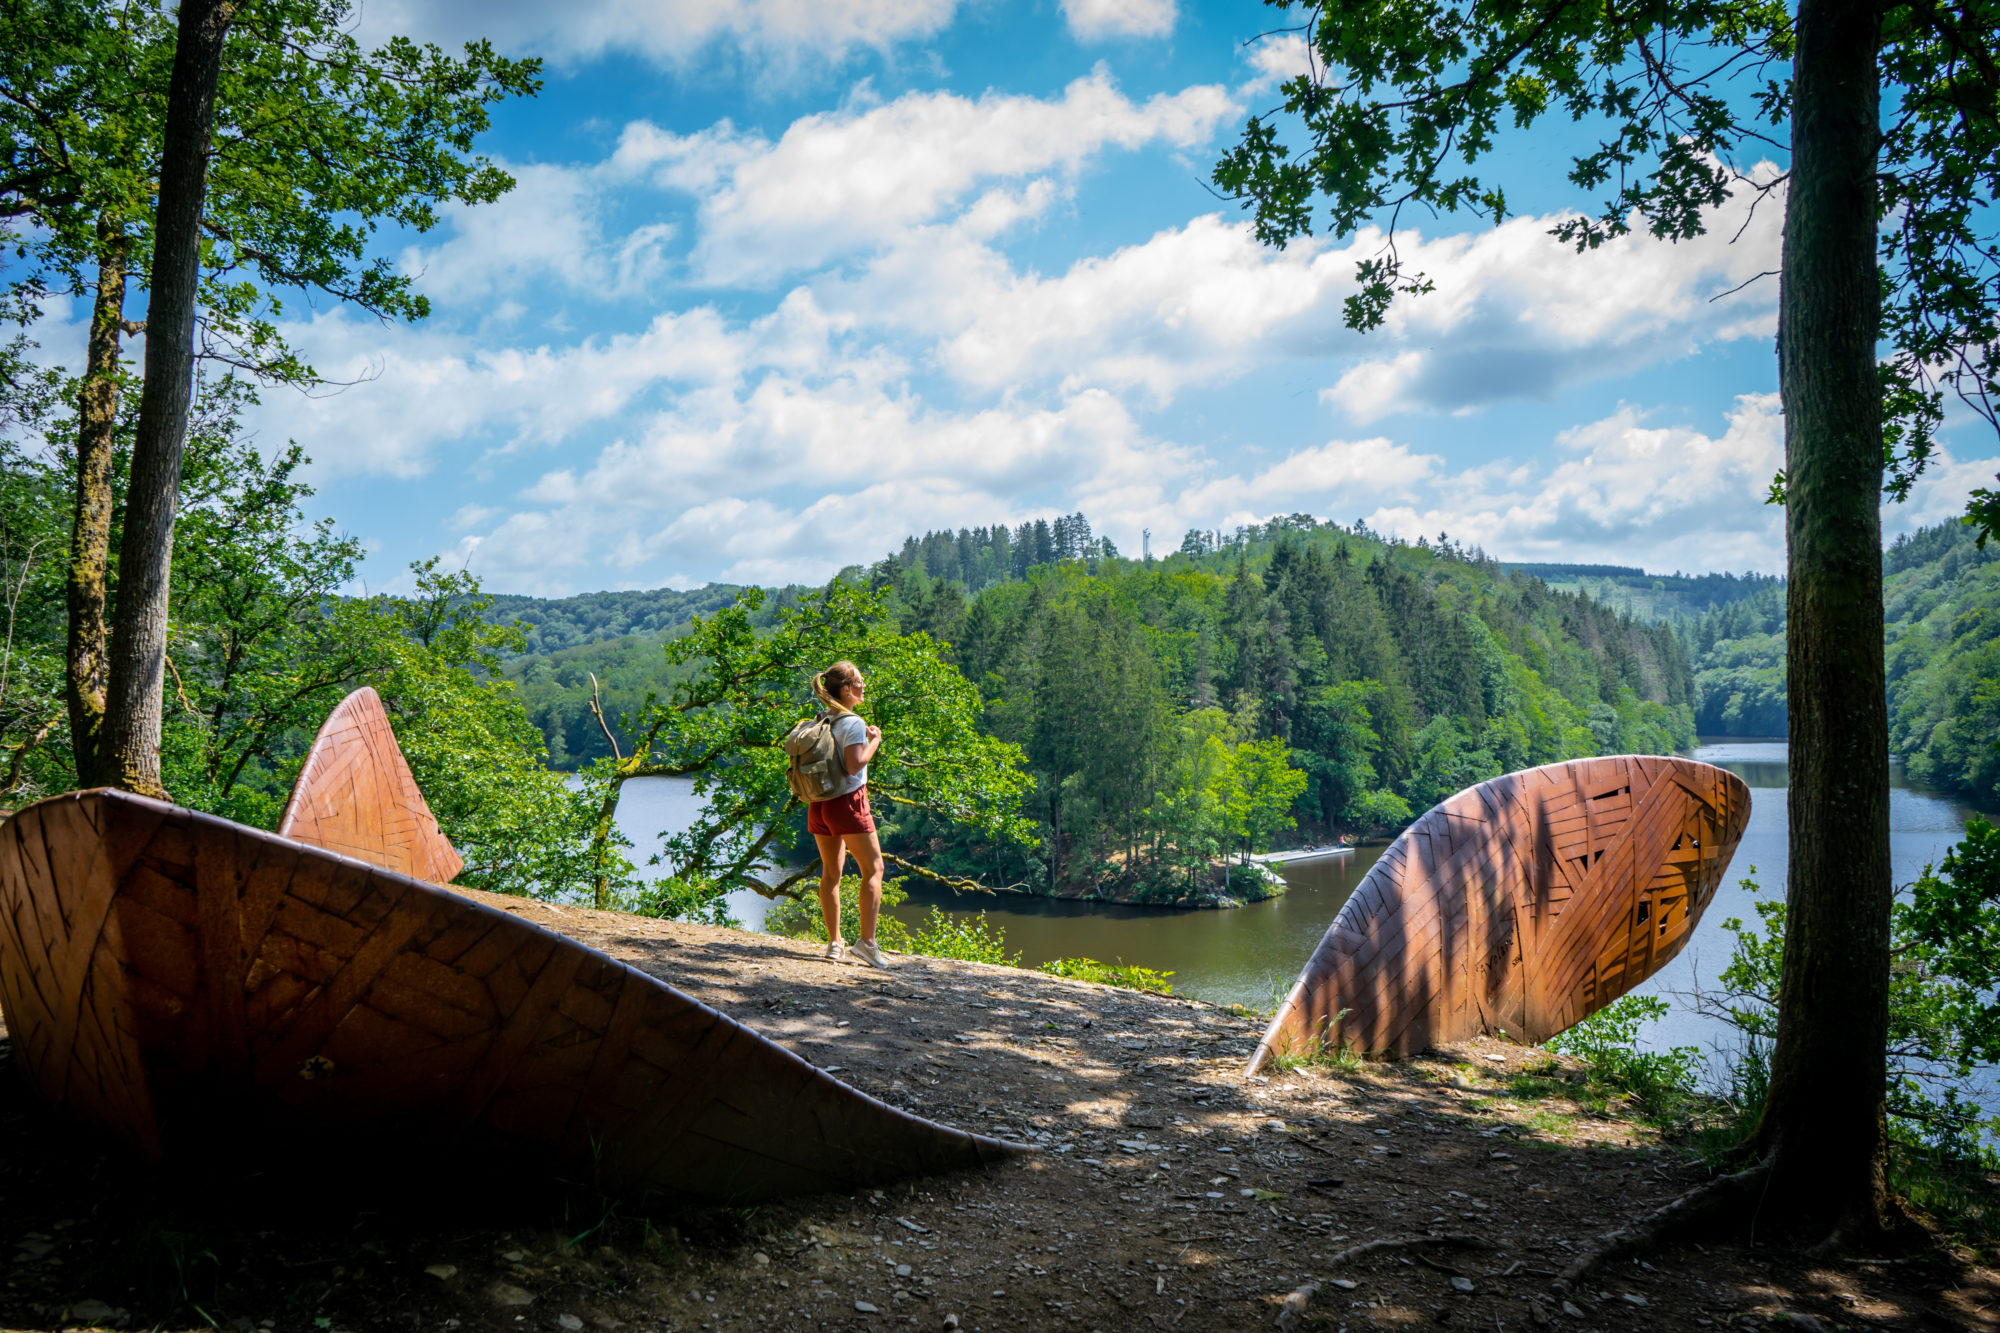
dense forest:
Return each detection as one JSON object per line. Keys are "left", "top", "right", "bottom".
{"left": 496, "top": 515, "right": 1698, "bottom": 901}
{"left": 1675, "top": 519, "right": 2000, "bottom": 812}
{"left": 1505, "top": 565, "right": 1782, "bottom": 622}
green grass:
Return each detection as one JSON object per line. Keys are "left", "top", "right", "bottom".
{"left": 1037, "top": 957, "right": 1175, "bottom": 994}
{"left": 1264, "top": 1037, "right": 1364, "bottom": 1075}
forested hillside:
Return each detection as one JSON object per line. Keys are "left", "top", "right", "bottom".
{"left": 496, "top": 514, "right": 1697, "bottom": 900}
{"left": 1676, "top": 519, "right": 2000, "bottom": 811}
{"left": 1507, "top": 564, "right": 1781, "bottom": 621}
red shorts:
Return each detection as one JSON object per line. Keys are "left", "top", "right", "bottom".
{"left": 807, "top": 786, "right": 875, "bottom": 836}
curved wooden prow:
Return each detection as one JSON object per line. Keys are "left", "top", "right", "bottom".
{"left": 278, "top": 687, "right": 463, "bottom": 885}
{"left": 1247, "top": 755, "right": 1750, "bottom": 1072}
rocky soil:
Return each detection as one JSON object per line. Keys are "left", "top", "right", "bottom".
{"left": 1, "top": 894, "right": 1994, "bottom": 1332}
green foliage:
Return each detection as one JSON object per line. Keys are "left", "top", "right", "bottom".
{"left": 0, "top": 0, "right": 539, "bottom": 387}
{"left": 0, "top": 369, "right": 71, "bottom": 803}
{"left": 1037, "top": 957, "right": 1176, "bottom": 995}
{"left": 1716, "top": 841, "right": 2000, "bottom": 1161}
{"left": 491, "top": 513, "right": 1699, "bottom": 902}
{"left": 584, "top": 581, "right": 1035, "bottom": 913}
{"left": 1681, "top": 522, "right": 2000, "bottom": 793}
{"left": 1211, "top": 0, "right": 1998, "bottom": 494}
{"left": 765, "top": 878, "right": 915, "bottom": 952}
{"left": 1546, "top": 995, "right": 1701, "bottom": 1115}
{"left": 0, "top": 369, "right": 602, "bottom": 898}
{"left": 909, "top": 910, "right": 1020, "bottom": 966}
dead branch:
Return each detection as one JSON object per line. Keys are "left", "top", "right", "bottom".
{"left": 1274, "top": 1234, "right": 1492, "bottom": 1328}
{"left": 587, "top": 672, "right": 624, "bottom": 761}
{"left": 880, "top": 851, "right": 1026, "bottom": 895}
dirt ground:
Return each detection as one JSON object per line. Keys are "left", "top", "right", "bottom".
{"left": 2, "top": 895, "right": 1995, "bottom": 1333}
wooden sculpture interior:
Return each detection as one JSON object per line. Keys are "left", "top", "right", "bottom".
{"left": 277, "top": 686, "right": 463, "bottom": 885}
{"left": 1249, "top": 755, "right": 1751, "bottom": 1072}
{"left": 0, "top": 689, "right": 1015, "bottom": 1200}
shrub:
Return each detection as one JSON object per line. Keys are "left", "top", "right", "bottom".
{"left": 1546, "top": 994, "right": 1700, "bottom": 1111}
{"left": 764, "top": 876, "right": 914, "bottom": 952}
{"left": 909, "top": 910, "right": 1019, "bottom": 966}
{"left": 1039, "top": 957, "right": 1175, "bottom": 994}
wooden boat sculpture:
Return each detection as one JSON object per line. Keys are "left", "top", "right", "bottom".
{"left": 1247, "top": 755, "right": 1751, "bottom": 1072}
{"left": 276, "top": 686, "right": 463, "bottom": 885}
{"left": 0, "top": 703, "right": 1021, "bottom": 1200}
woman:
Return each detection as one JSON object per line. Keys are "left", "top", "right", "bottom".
{"left": 808, "top": 660, "right": 890, "bottom": 967}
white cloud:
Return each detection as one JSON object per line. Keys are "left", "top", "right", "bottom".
{"left": 1316, "top": 169, "right": 1787, "bottom": 423}
{"left": 620, "top": 69, "right": 1236, "bottom": 284}
{"left": 1364, "top": 394, "right": 1789, "bottom": 571}
{"left": 352, "top": 0, "right": 962, "bottom": 73}
{"left": 1239, "top": 33, "right": 1313, "bottom": 94}
{"left": 1062, "top": 0, "right": 1177, "bottom": 42}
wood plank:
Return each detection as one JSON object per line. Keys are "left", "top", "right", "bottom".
{"left": 1249, "top": 756, "right": 1751, "bottom": 1070}
{"left": 0, "top": 783, "right": 1024, "bottom": 1202}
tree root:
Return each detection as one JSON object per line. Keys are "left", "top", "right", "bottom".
{"left": 1273, "top": 1233, "right": 1491, "bottom": 1328}
{"left": 1551, "top": 1160, "right": 1774, "bottom": 1292}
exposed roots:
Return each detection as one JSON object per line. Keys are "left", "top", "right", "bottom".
{"left": 1273, "top": 1233, "right": 1491, "bottom": 1328}
{"left": 1552, "top": 1160, "right": 1774, "bottom": 1292}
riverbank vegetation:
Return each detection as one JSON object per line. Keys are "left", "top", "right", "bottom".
{"left": 1678, "top": 517, "right": 2000, "bottom": 811}
{"left": 494, "top": 513, "right": 1698, "bottom": 904}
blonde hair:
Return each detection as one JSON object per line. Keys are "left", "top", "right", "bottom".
{"left": 813, "top": 660, "right": 863, "bottom": 715}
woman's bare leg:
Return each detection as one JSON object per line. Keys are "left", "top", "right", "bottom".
{"left": 842, "top": 829, "right": 885, "bottom": 943}
{"left": 814, "top": 832, "right": 848, "bottom": 942}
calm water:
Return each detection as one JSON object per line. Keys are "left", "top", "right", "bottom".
{"left": 609, "top": 742, "right": 1995, "bottom": 1067}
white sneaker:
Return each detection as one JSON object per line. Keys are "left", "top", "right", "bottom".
{"left": 850, "top": 940, "right": 893, "bottom": 968}
{"left": 824, "top": 939, "right": 847, "bottom": 962}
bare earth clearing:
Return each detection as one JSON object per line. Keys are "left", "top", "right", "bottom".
{"left": 1, "top": 892, "right": 1994, "bottom": 1332}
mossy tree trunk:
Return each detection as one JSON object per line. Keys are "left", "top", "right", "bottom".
{"left": 66, "top": 215, "right": 132, "bottom": 789}
{"left": 101, "top": 0, "right": 238, "bottom": 797}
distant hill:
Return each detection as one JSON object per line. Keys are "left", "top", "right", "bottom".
{"left": 484, "top": 584, "right": 748, "bottom": 656}
{"left": 1674, "top": 519, "right": 2000, "bottom": 810}
{"left": 1502, "top": 563, "right": 1782, "bottom": 622}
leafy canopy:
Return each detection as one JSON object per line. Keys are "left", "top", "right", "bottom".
{"left": 0, "top": 0, "right": 539, "bottom": 381}
{"left": 1213, "top": 0, "right": 2000, "bottom": 517}
{"left": 586, "top": 582, "right": 1035, "bottom": 913}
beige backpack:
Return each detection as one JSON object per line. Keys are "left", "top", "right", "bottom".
{"left": 783, "top": 713, "right": 849, "bottom": 802}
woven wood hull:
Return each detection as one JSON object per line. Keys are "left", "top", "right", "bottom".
{"left": 277, "top": 686, "right": 463, "bottom": 884}
{"left": 0, "top": 789, "right": 1019, "bottom": 1199}
{"left": 1248, "top": 756, "right": 1750, "bottom": 1071}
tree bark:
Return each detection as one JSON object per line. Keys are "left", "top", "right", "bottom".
{"left": 101, "top": 0, "right": 237, "bottom": 797}
{"left": 1757, "top": 0, "right": 1892, "bottom": 1243}
{"left": 66, "top": 216, "right": 128, "bottom": 787}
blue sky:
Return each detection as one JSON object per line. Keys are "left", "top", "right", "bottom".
{"left": 58, "top": 0, "right": 2000, "bottom": 594}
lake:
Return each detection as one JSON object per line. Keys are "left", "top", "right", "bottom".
{"left": 607, "top": 741, "right": 1996, "bottom": 1069}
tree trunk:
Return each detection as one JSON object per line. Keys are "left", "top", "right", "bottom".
{"left": 66, "top": 218, "right": 128, "bottom": 787}
{"left": 101, "top": 0, "right": 237, "bottom": 798}
{"left": 1756, "top": 0, "right": 1893, "bottom": 1243}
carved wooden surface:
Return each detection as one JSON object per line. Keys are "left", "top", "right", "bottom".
{"left": 0, "top": 789, "right": 1021, "bottom": 1199}
{"left": 1248, "top": 756, "right": 1751, "bottom": 1071}
{"left": 277, "top": 687, "right": 464, "bottom": 885}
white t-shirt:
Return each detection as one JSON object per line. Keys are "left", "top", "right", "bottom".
{"left": 825, "top": 712, "right": 869, "bottom": 798}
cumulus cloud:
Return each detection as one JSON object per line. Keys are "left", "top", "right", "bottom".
{"left": 618, "top": 69, "right": 1236, "bottom": 284}
{"left": 1061, "top": 0, "right": 1177, "bottom": 41}
{"left": 1317, "top": 169, "right": 1787, "bottom": 422}
{"left": 1239, "top": 32, "right": 1314, "bottom": 93}
{"left": 1362, "top": 394, "right": 1789, "bottom": 570}
{"left": 351, "top": 0, "right": 962, "bottom": 72}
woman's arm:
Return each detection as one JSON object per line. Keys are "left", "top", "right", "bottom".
{"left": 844, "top": 723, "right": 882, "bottom": 775}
